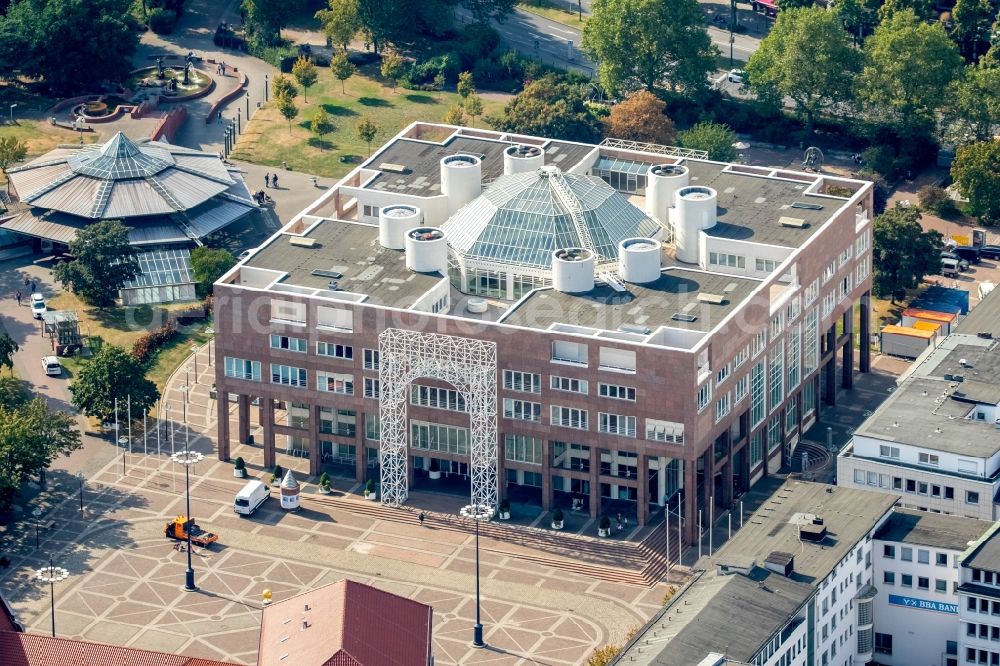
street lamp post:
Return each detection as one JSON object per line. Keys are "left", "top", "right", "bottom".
{"left": 237, "top": 108, "right": 242, "bottom": 135}
{"left": 35, "top": 558, "right": 69, "bottom": 637}
{"left": 264, "top": 74, "right": 269, "bottom": 102}
{"left": 32, "top": 507, "right": 42, "bottom": 549}
{"left": 460, "top": 503, "right": 493, "bottom": 648}
{"left": 170, "top": 450, "right": 204, "bottom": 592}
{"left": 78, "top": 472, "right": 84, "bottom": 513}
{"left": 9, "top": 103, "right": 16, "bottom": 124}
{"left": 191, "top": 345, "right": 199, "bottom": 376}
{"left": 246, "top": 92, "right": 250, "bottom": 117}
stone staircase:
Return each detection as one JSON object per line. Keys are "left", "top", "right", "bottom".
{"left": 303, "top": 493, "right": 681, "bottom": 587}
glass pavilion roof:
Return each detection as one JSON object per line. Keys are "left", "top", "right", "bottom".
{"left": 124, "top": 246, "right": 194, "bottom": 288}
{"left": 442, "top": 168, "right": 661, "bottom": 269}
{"left": 67, "top": 132, "right": 175, "bottom": 179}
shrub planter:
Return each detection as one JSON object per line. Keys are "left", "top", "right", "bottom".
{"left": 363, "top": 480, "right": 377, "bottom": 501}
{"left": 498, "top": 500, "right": 511, "bottom": 521}
{"left": 551, "top": 508, "right": 564, "bottom": 530}
{"left": 598, "top": 516, "right": 611, "bottom": 538}
{"left": 318, "top": 472, "right": 332, "bottom": 495}
{"left": 428, "top": 459, "right": 441, "bottom": 480}
{"left": 233, "top": 457, "right": 246, "bottom": 478}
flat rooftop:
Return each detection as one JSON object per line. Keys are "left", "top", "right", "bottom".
{"left": 874, "top": 508, "right": 986, "bottom": 551}
{"left": 956, "top": 285, "right": 1000, "bottom": 336}
{"left": 365, "top": 135, "right": 593, "bottom": 194}
{"left": 500, "top": 268, "right": 760, "bottom": 333}
{"left": 243, "top": 220, "right": 444, "bottom": 308}
{"left": 707, "top": 480, "right": 897, "bottom": 584}
{"left": 686, "top": 161, "right": 841, "bottom": 248}
{"left": 964, "top": 523, "right": 1000, "bottom": 574}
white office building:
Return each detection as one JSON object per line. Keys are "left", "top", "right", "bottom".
{"left": 959, "top": 523, "right": 1000, "bottom": 666}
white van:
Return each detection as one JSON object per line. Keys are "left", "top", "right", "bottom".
{"left": 234, "top": 479, "right": 269, "bottom": 516}
{"left": 941, "top": 257, "right": 959, "bottom": 278}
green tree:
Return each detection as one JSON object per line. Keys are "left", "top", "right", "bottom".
{"left": 0, "top": 376, "right": 31, "bottom": 410}
{"left": 276, "top": 93, "right": 299, "bottom": 133}
{"left": 330, "top": 51, "right": 356, "bottom": 93}
{"left": 380, "top": 52, "right": 406, "bottom": 92}
{"left": 271, "top": 73, "right": 298, "bottom": 101}
{"left": 52, "top": 220, "right": 140, "bottom": 308}
{"left": 242, "top": 0, "right": 305, "bottom": 46}
{"left": 951, "top": 140, "right": 1000, "bottom": 224}
{"left": 190, "top": 246, "right": 236, "bottom": 298}
{"left": 951, "top": 0, "right": 994, "bottom": 61}
{"left": 857, "top": 9, "right": 962, "bottom": 136}
{"left": 677, "top": 122, "right": 738, "bottom": 161}
{"left": 486, "top": 77, "right": 603, "bottom": 143}
{"left": 746, "top": 8, "right": 861, "bottom": 134}
{"left": 464, "top": 93, "right": 484, "bottom": 128}
{"left": 942, "top": 64, "right": 1000, "bottom": 145}
{"left": 877, "top": 0, "right": 935, "bottom": 21}
{"left": 833, "top": 0, "right": 880, "bottom": 45}
{"left": 315, "top": 0, "right": 361, "bottom": 52}
{"left": 457, "top": 71, "right": 475, "bottom": 99}
{"left": 291, "top": 56, "right": 318, "bottom": 102}
{"left": 70, "top": 344, "right": 159, "bottom": 426}
{"left": 356, "top": 115, "right": 379, "bottom": 156}
{"left": 776, "top": 0, "right": 813, "bottom": 7}
{"left": 462, "top": 0, "right": 516, "bottom": 24}
{"left": 0, "top": 398, "right": 81, "bottom": 509}
{"left": 0, "top": 332, "right": 16, "bottom": 376}
{"left": 872, "top": 204, "right": 943, "bottom": 302}
{"left": 310, "top": 106, "right": 335, "bottom": 145}
{"left": 583, "top": 0, "right": 717, "bottom": 97}
{"left": 604, "top": 90, "right": 676, "bottom": 144}
{"left": 443, "top": 104, "right": 466, "bottom": 126}
{"left": 0, "top": 136, "right": 27, "bottom": 175}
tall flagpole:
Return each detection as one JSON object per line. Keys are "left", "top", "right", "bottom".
{"left": 115, "top": 398, "right": 120, "bottom": 479}
{"left": 126, "top": 395, "right": 132, "bottom": 477}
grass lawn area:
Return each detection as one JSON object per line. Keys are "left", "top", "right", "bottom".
{"left": 517, "top": 0, "right": 587, "bottom": 29}
{"left": 231, "top": 63, "right": 507, "bottom": 179}
{"left": 0, "top": 120, "right": 99, "bottom": 187}
{"left": 48, "top": 291, "right": 212, "bottom": 393}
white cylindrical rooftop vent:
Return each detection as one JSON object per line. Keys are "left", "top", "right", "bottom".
{"left": 503, "top": 144, "right": 545, "bottom": 175}
{"left": 645, "top": 164, "right": 689, "bottom": 223}
{"left": 618, "top": 238, "right": 661, "bottom": 284}
{"left": 552, "top": 248, "right": 596, "bottom": 294}
{"left": 672, "top": 185, "right": 718, "bottom": 264}
{"left": 441, "top": 154, "right": 482, "bottom": 214}
{"left": 378, "top": 205, "right": 422, "bottom": 250}
{"left": 405, "top": 227, "right": 448, "bottom": 273}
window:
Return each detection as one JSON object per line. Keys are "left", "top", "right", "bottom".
{"left": 364, "top": 414, "right": 380, "bottom": 441}
{"left": 270, "top": 334, "right": 306, "bottom": 352}
{"left": 803, "top": 307, "right": 819, "bottom": 375}
{"left": 504, "top": 434, "right": 542, "bottom": 465}
{"left": 787, "top": 325, "right": 801, "bottom": 390}
{"left": 936, "top": 579, "right": 948, "bottom": 593}
{"left": 224, "top": 357, "right": 261, "bottom": 382}
{"left": 363, "top": 349, "right": 379, "bottom": 370}
{"left": 968, "top": 491, "right": 981, "bottom": 505}
{"left": 767, "top": 415, "right": 782, "bottom": 452}
{"left": 503, "top": 398, "right": 542, "bottom": 422}
{"left": 856, "top": 230, "right": 871, "bottom": 255}
{"left": 716, "top": 392, "right": 731, "bottom": 422}
{"left": 875, "top": 633, "right": 892, "bottom": 656}
{"left": 918, "top": 576, "right": 930, "bottom": 591}
{"left": 906, "top": 479, "right": 916, "bottom": 493}
{"left": 918, "top": 550, "right": 930, "bottom": 564}
{"left": 883, "top": 571, "right": 895, "bottom": 585}
{"left": 756, "top": 258, "right": 778, "bottom": 272}
{"left": 752, "top": 330, "right": 767, "bottom": 357}
{"left": 504, "top": 370, "right": 541, "bottom": 394}
{"left": 802, "top": 380, "right": 816, "bottom": 415}
{"left": 709, "top": 252, "right": 745, "bottom": 269}
{"left": 839, "top": 275, "right": 853, "bottom": 301}
{"left": 317, "top": 372, "right": 354, "bottom": 395}
{"left": 786, "top": 295, "right": 801, "bottom": 322}
{"left": 771, "top": 312, "right": 785, "bottom": 339}
{"left": 892, "top": 477, "right": 902, "bottom": 490}
{"left": 317, "top": 306, "right": 352, "bottom": 331}
{"left": 919, "top": 452, "right": 940, "bottom": 466}
{"left": 697, "top": 382, "right": 712, "bottom": 413}
{"left": 857, "top": 256, "right": 871, "bottom": 282}
{"left": 551, "top": 376, "right": 588, "bottom": 394}
{"left": 884, "top": 545, "right": 895, "bottom": 558}
{"left": 768, "top": 341, "right": 784, "bottom": 411}
{"left": 901, "top": 547, "right": 912, "bottom": 562}
{"left": 646, "top": 419, "right": 684, "bottom": 443}
{"left": 901, "top": 574, "right": 913, "bottom": 587}
{"left": 599, "top": 383, "right": 636, "bottom": 401}
{"left": 412, "top": 385, "right": 466, "bottom": 412}
{"left": 362, "top": 203, "right": 378, "bottom": 217}
{"left": 750, "top": 431, "right": 763, "bottom": 466}
{"left": 822, "top": 290, "right": 836, "bottom": 318}
{"left": 804, "top": 278, "right": 819, "bottom": 305}
{"left": 599, "top": 413, "right": 637, "bottom": 437}
{"left": 733, "top": 346, "right": 750, "bottom": 369}
{"left": 785, "top": 396, "right": 797, "bottom": 432}
{"left": 937, "top": 553, "right": 948, "bottom": 567}
{"left": 734, "top": 374, "right": 749, "bottom": 404}
{"left": 822, "top": 260, "right": 837, "bottom": 284}
{"left": 750, "top": 361, "right": 766, "bottom": 427}
{"left": 552, "top": 340, "right": 588, "bottom": 365}
{"left": 599, "top": 347, "right": 636, "bottom": 372}
{"left": 270, "top": 299, "right": 305, "bottom": 324}
{"left": 716, "top": 364, "right": 731, "bottom": 386}
{"left": 270, "top": 364, "right": 307, "bottom": 387}
{"left": 411, "top": 421, "right": 469, "bottom": 455}
{"left": 363, "top": 377, "right": 380, "bottom": 399}
{"left": 552, "top": 406, "right": 588, "bottom": 430}
{"left": 316, "top": 341, "right": 353, "bottom": 359}
{"left": 946, "top": 486, "right": 955, "bottom": 500}
{"left": 839, "top": 246, "right": 853, "bottom": 267}
{"left": 879, "top": 445, "right": 900, "bottom": 459}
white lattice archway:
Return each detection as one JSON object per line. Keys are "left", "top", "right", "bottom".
{"left": 378, "top": 328, "right": 498, "bottom": 510}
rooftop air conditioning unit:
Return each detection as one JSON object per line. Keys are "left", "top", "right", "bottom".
{"left": 779, "top": 216, "right": 808, "bottom": 228}
{"left": 697, "top": 292, "right": 726, "bottom": 305}
{"left": 288, "top": 236, "right": 318, "bottom": 248}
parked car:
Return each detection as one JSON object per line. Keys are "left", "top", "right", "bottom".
{"left": 41, "top": 356, "right": 62, "bottom": 376}
{"left": 942, "top": 257, "right": 960, "bottom": 277}
{"left": 727, "top": 69, "right": 745, "bottom": 83}
{"left": 953, "top": 245, "right": 981, "bottom": 264}
{"left": 978, "top": 245, "right": 1000, "bottom": 260}
{"left": 30, "top": 293, "right": 45, "bottom": 319}
{"left": 941, "top": 251, "right": 970, "bottom": 272}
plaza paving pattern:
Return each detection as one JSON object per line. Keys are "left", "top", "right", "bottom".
{"left": 0, "top": 344, "right": 679, "bottom": 665}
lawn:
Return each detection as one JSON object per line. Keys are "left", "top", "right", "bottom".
{"left": 0, "top": 120, "right": 99, "bottom": 186}
{"left": 48, "top": 291, "right": 212, "bottom": 393}
{"left": 231, "top": 63, "right": 507, "bottom": 179}
{"left": 517, "top": 0, "right": 587, "bottom": 29}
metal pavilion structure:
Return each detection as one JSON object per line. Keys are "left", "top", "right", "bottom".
{"left": 378, "top": 328, "right": 498, "bottom": 510}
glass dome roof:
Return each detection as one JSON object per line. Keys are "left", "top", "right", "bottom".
{"left": 67, "top": 132, "right": 175, "bottom": 179}
{"left": 442, "top": 167, "right": 661, "bottom": 269}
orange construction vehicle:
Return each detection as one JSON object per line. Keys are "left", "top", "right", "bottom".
{"left": 164, "top": 516, "right": 218, "bottom": 548}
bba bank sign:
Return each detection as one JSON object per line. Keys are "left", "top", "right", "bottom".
{"left": 888, "top": 594, "right": 959, "bottom": 614}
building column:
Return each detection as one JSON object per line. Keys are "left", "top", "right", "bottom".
{"left": 637, "top": 455, "right": 649, "bottom": 526}
{"left": 217, "top": 390, "right": 230, "bottom": 462}
{"left": 824, "top": 325, "right": 837, "bottom": 406}
{"left": 842, "top": 307, "right": 854, "bottom": 390}
{"left": 589, "top": 447, "right": 600, "bottom": 519}
{"left": 308, "top": 404, "right": 321, "bottom": 475}
{"left": 683, "top": 456, "right": 698, "bottom": 545}
{"left": 657, "top": 457, "right": 667, "bottom": 507}
{"left": 261, "top": 397, "right": 275, "bottom": 469}
{"left": 860, "top": 291, "right": 871, "bottom": 373}
{"left": 540, "top": 439, "right": 550, "bottom": 510}
{"left": 355, "top": 433, "right": 367, "bottom": 483}
{"left": 238, "top": 394, "right": 251, "bottom": 444}
{"left": 722, "top": 441, "right": 734, "bottom": 510}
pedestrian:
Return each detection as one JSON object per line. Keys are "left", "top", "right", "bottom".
{"left": 419, "top": 511, "right": 426, "bottom": 527}
{"left": 217, "top": 111, "right": 222, "bottom": 124}
{"left": 14, "top": 291, "right": 21, "bottom": 306}
{"left": 272, "top": 173, "right": 278, "bottom": 189}
{"left": 264, "top": 173, "right": 270, "bottom": 188}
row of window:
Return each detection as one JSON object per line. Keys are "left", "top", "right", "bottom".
{"left": 882, "top": 570, "right": 950, "bottom": 593}
{"left": 853, "top": 469, "right": 979, "bottom": 504}
{"left": 706, "top": 251, "right": 778, "bottom": 273}
{"left": 883, "top": 543, "right": 951, "bottom": 566}
{"left": 967, "top": 623, "right": 1000, "bottom": 642}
